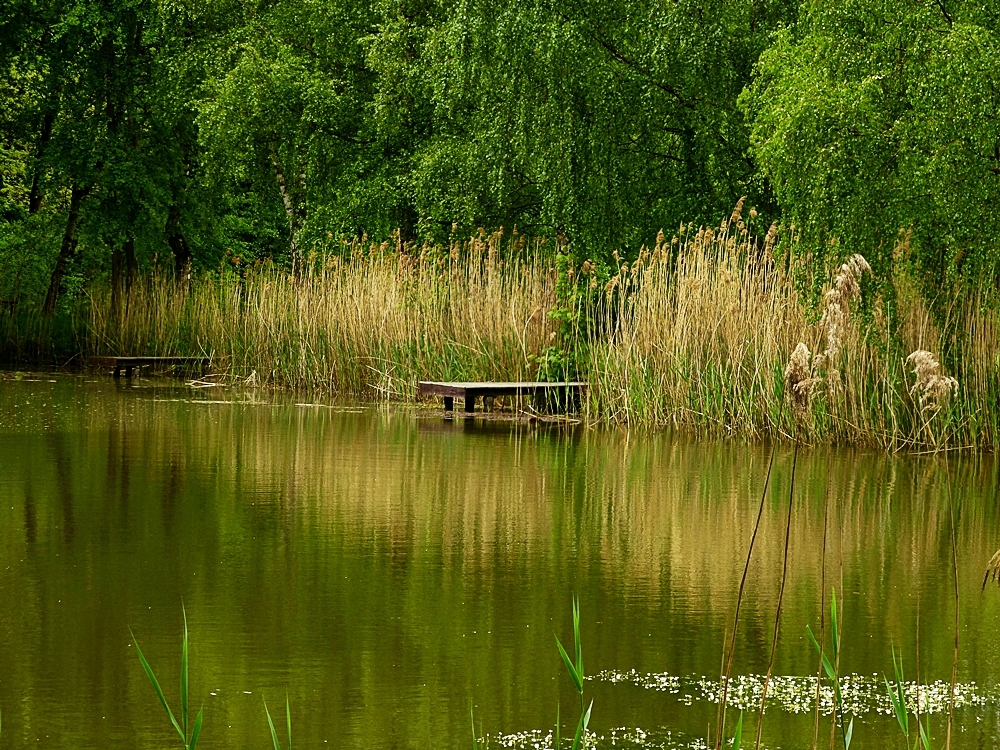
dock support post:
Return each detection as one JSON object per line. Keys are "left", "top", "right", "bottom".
{"left": 125, "top": 366, "right": 134, "bottom": 379}
{"left": 443, "top": 396, "right": 454, "bottom": 412}
{"left": 113, "top": 367, "right": 121, "bottom": 380}
{"left": 464, "top": 395, "right": 476, "bottom": 414}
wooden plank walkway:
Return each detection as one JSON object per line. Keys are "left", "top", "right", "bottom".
{"left": 418, "top": 380, "right": 587, "bottom": 413}
{"left": 89, "top": 356, "right": 211, "bottom": 379}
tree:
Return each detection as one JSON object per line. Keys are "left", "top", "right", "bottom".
{"left": 744, "top": 0, "right": 1000, "bottom": 293}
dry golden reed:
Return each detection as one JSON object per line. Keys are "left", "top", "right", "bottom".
{"left": 75, "top": 210, "right": 999, "bottom": 449}
{"left": 86, "top": 230, "right": 556, "bottom": 397}
{"left": 583, "top": 209, "right": 995, "bottom": 449}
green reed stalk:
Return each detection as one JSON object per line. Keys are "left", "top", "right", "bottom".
{"left": 716, "top": 445, "right": 776, "bottom": 750}
{"left": 556, "top": 597, "right": 592, "bottom": 750}
{"left": 130, "top": 604, "right": 204, "bottom": 750}
{"left": 884, "top": 646, "right": 931, "bottom": 750}
{"left": 264, "top": 694, "right": 292, "bottom": 750}
{"left": 808, "top": 589, "right": 852, "bottom": 750}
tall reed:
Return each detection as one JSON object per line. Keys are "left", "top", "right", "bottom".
{"left": 85, "top": 231, "right": 556, "bottom": 396}
{"left": 19, "top": 211, "right": 998, "bottom": 448}
{"left": 585, "top": 211, "right": 999, "bottom": 448}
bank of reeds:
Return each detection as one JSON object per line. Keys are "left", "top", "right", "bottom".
{"left": 85, "top": 231, "right": 557, "bottom": 396}
{"left": 584, "top": 208, "right": 999, "bottom": 449}
{"left": 7, "top": 214, "right": 998, "bottom": 449}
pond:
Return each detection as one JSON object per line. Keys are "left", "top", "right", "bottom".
{"left": 1, "top": 374, "right": 999, "bottom": 749}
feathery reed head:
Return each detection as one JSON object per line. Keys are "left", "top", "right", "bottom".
{"left": 906, "top": 349, "right": 959, "bottom": 414}
{"left": 785, "top": 342, "right": 820, "bottom": 420}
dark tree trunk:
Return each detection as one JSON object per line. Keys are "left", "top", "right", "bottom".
{"left": 28, "top": 109, "right": 56, "bottom": 214}
{"left": 167, "top": 205, "right": 192, "bottom": 281}
{"left": 110, "top": 240, "right": 123, "bottom": 320}
{"left": 124, "top": 237, "right": 136, "bottom": 297}
{"left": 42, "top": 186, "right": 85, "bottom": 317}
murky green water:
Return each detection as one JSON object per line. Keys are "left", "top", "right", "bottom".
{"left": 1, "top": 375, "right": 999, "bottom": 749}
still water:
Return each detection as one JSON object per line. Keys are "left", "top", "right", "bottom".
{"left": 1, "top": 374, "right": 999, "bottom": 749}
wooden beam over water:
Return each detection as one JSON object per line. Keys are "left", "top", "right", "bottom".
{"left": 418, "top": 380, "right": 587, "bottom": 413}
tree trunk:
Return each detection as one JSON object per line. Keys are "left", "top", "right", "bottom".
{"left": 42, "top": 186, "right": 85, "bottom": 317}
{"left": 28, "top": 109, "right": 56, "bottom": 215}
{"left": 124, "top": 237, "right": 136, "bottom": 297}
{"left": 110, "top": 240, "right": 123, "bottom": 321}
{"left": 270, "top": 147, "right": 303, "bottom": 274}
{"left": 167, "top": 204, "right": 192, "bottom": 282}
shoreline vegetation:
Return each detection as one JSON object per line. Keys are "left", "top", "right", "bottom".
{"left": 2, "top": 208, "right": 997, "bottom": 451}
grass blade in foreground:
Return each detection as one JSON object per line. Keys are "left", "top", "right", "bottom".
{"left": 265, "top": 699, "right": 282, "bottom": 750}
{"left": 557, "top": 597, "right": 591, "bottom": 750}
{"left": 130, "top": 607, "right": 203, "bottom": 749}
{"left": 729, "top": 712, "right": 742, "bottom": 750}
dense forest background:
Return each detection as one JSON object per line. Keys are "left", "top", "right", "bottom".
{"left": 3, "top": 0, "right": 1000, "bottom": 316}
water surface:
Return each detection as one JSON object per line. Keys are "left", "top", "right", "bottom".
{"left": 1, "top": 374, "right": 999, "bottom": 749}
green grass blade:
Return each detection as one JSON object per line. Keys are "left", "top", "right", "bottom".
{"left": 570, "top": 699, "right": 593, "bottom": 750}
{"left": 844, "top": 716, "right": 854, "bottom": 750}
{"left": 470, "top": 703, "right": 477, "bottom": 750}
{"left": 806, "top": 625, "right": 835, "bottom": 680}
{"left": 286, "top": 693, "right": 292, "bottom": 750}
{"left": 130, "top": 629, "right": 185, "bottom": 743}
{"left": 181, "top": 605, "right": 189, "bottom": 741}
{"left": 884, "top": 675, "right": 908, "bottom": 736}
{"left": 265, "top": 699, "right": 282, "bottom": 750}
{"left": 730, "top": 711, "right": 743, "bottom": 750}
{"left": 830, "top": 590, "right": 840, "bottom": 663}
{"left": 918, "top": 719, "right": 931, "bottom": 750}
{"left": 572, "top": 597, "right": 583, "bottom": 679}
{"left": 188, "top": 706, "right": 204, "bottom": 750}
{"left": 556, "top": 637, "right": 583, "bottom": 694}
{"left": 555, "top": 702, "right": 560, "bottom": 750}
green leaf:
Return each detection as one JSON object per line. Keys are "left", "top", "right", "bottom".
{"left": 570, "top": 699, "right": 593, "bottom": 750}
{"left": 918, "top": 719, "right": 931, "bottom": 750}
{"left": 844, "top": 717, "right": 854, "bottom": 750}
{"left": 131, "top": 629, "right": 185, "bottom": 744}
{"left": 265, "top": 698, "right": 282, "bottom": 750}
{"left": 884, "top": 675, "right": 908, "bottom": 736}
{"left": 572, "top": 597, "right": 583, "bottom": 680}
{"left": 188, "top": 706, "right": 204, "bottom": 750}
{"left": 181, "top": 605, "right": 190, "bottom": 741}
{"left": 286, "top": 693, "right": 292, "bottom": 750}
{"left": 470, "top": 703, "right": 477, "bottom": 750}
{"left": 730, "top": 711, "right": 743, "bottom": 750}
{"left": 556, "top": 636, "right": 583, "bottom": 694}
{"left": 806, "top": 625, "right": 836, "bottom": 680}
{"left": 831, "top": 590, "right": 840, "bottom": 663}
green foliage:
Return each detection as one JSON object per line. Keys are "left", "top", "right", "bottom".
{"left": 807, "top": 589, "right": 853, "bottom": 750}
{"left": 130, "top": 605, "right": 205, "bottom": 750}
{"left": 533, "top": 253, "right": 581, "bottom": 383}
{"left": 744, "top": 0, "right": 1000, "bottom": 293}
{"left": 264, "top": 694, "right": 292, "bottom": 750}
{"left": 555, "top": 597, "right": 592, "bottom": 750}
{"left": 729, "top": 712, "right": 742, "bottom": 750}
{"left": 884, "top": 647, "right": 932, "bottom": 750}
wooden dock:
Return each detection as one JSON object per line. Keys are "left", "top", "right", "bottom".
{"left": 89, "top": 356, "right": 211, "bottom": 379}
{"left": 418, "top": 380, "right": 587, "bottom": 413}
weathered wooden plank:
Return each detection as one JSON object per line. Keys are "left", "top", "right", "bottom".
{"left": 419, "top": 380, "right": 587, "bottom": 414}
{"left": 89, "top": 356, "right": 211, "bottom": 380}
{"left": 89, "top": 356, "right": 211, "bottom": 368}
{"left": 418, "top": 381, "right": 586, "bottom": 399}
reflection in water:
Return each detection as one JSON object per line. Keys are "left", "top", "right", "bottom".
{"left": 0, "top": 376, "right": 999, "bottom": 750}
